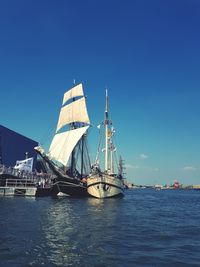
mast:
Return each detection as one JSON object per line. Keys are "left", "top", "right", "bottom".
{"left": 70, "top": 94, "right": 76, "bottom": 176}
{"left": 81, "top": 134, "right": 84, "bottom": 177}
{"left": 105, "top": 89, "right": 109, "bottom": 172}
{"left": 110, "top": 140, "right": 113, "bottom": 174}
{"left": 70, "top": 76, "right": 76, "bottom": 173}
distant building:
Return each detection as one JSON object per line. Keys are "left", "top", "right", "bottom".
{"left": 173, "top": 180, "right": 180, "bottom": 189}
{"left": 0, "top": 125, "right": 38, "bottom": 169}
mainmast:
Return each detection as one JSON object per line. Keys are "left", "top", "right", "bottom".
{"left": 81, "top": 133, "right": 84, "bottom": 177}
{"left": 110, "top": 139, "right": 114, "bottom": 174}
{"left": 71, "top": 79, "right": 76, "bottom": 175}
{"left": 70, "top": 80, "right": 77, "bottom": 176}
{"left": 105, "top": 89, "right": 109, "bottom": 172}
{"left": 70, "top": 96, "right": 76, "bottom": 176}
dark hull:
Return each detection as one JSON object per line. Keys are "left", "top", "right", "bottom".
{"left": 53, "top": 178, "right": 89, "bottom": 198}
{"left": 34, "top": 147, "right": 90, "bottom": 197}
{"left": 35, "top": 187, "right": 58, "bottom": 197}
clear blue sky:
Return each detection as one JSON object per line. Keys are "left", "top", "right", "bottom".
{"left": 0, "top": 0, "right": 200, "bottom": 185}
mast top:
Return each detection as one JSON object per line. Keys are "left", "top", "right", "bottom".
{"left": 105, "top": 89, "right": 108, "bottom": 115}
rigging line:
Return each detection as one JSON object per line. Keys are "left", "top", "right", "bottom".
{"left": 84, "top": 141, "right": 91, "bottom": 174}
{"left": 114, "top": 150, "right": 119, "bottom": 173}
{"left": 95, "top": 122, "right": 104, "bottom": 164}
{"left": 81, "top": 135, "right": 84, "bottom": 177}
{"left": 84, "top": 137, "right": 91, "bottom": 169}
{"left": 111, "top": 134, "right": 119, "bottom": 163}
{"left": 110, "top": 134, "right": 119, "bottom": 173}
{"left": 40, "top": 124, "right": 56, "bottom": 148}
{"left": 73, "top": 144, "right": 78, "bottom": 168}
{"left": 74, "top": 141, "right": 82, "bottom": 169}
{"left": 82, "top": 126, "right": 91, "bottom": 167}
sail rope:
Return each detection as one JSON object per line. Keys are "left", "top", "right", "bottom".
{"left": 95, "top": 122, "right": 104, "bottom": 165}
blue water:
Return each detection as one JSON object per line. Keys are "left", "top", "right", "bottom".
{"left": 1, "top": 189, "right": 200, "bottom": 267}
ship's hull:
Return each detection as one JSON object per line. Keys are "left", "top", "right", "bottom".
{"left": 87, "top": 174, "right": 124, "bottom": 198}
{"left": 52, "top": 177, "right": 89, "bottom": 197}
{"left": 34, "top": 146, "right": 90, "bottom": 197}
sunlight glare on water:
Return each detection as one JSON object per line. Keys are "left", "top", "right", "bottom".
{"left": 1, "top": 189, "right": 200, "bottom": 267}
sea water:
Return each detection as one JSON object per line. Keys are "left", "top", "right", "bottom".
{"left": 0, "top": 189, "right": 200, "bottom": 267}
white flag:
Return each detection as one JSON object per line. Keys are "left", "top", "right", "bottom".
{"left": 14, "top": 157, "right": 33, "bottom": 172}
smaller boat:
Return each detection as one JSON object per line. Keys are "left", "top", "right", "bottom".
{"left": 87, "top": 90, "right": 124, "bottom": 198}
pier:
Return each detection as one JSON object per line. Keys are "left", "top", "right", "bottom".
{"left": 0, "top": 164, "right": 55, "bottom": 197}
{"left": 0, "top": 178, "right": 37, "bottom": 196}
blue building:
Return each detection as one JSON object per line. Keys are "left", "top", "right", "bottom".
{"left": 0, "top": 125, "right": 38, "bottom": 169}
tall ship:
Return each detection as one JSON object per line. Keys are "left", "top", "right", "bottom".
{"left": 87, "top": 90, "right": 124, "bottom": 198}
{"left": 35, "top": 83, "right": 91, "bottom": 197}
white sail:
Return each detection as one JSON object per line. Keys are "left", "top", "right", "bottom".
{"left": 56, "top": 97, "right": 90, "bottom": 133}
{"left": 48, "top": 126, "right": 89, "bottom": 166}
{"left": 62, "top": 83, "right": 84, "bottom": 106}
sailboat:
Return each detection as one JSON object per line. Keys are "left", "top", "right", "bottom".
{"left": 87, "top": 90, "right": 125, "bottom": 198}
{"left": 34, "top": 83, "right": 91, "bottom": 197}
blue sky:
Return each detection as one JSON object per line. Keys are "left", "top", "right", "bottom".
{"left": 0, "top": 0, "right": 200, "bottom": 185}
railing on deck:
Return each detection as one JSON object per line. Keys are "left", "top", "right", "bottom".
{"left": 0, "top": 164, "right": 55, "bottom": 188}
{"left": 6, "top": 178, "right": 35, "bottom": 188}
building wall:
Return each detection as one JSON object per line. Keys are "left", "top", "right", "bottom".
{"left": 0, "top": 125, "right": 38, "bottom": 169}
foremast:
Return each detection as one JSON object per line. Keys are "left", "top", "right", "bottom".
{"left": 105, "top": 89, "right": 109, "bottom": 172}
{"left": 103, "top": 90, "right": 119, "bottom": 176}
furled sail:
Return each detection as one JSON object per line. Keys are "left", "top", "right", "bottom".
{"left": 62, "top": 83, "right": 84, "bottom": 106}
{"left": 48, "top": 126, "right": 89, "bottom": 166}
{"left": 56, "top": 97, "right": 90, "bottom": 133}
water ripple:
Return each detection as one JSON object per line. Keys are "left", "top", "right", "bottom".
{"left": 1, "top": 190, "right": 200, "bottom": 266}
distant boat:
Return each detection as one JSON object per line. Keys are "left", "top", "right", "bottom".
{"left": 193, "top": 185, "right": 200, "bottom": 190}
{"left": 35, "top": 83, "right": 91, "bottom": 197}
{"left": 87, "top": 90, "right": 124, "bottom": 198}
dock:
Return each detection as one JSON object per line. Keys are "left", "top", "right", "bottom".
{"left": 0, "top": 178, "right": 37, "bottom": 196}
{"left": 0, "top": 164, "right": 56, "bottom": 197}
